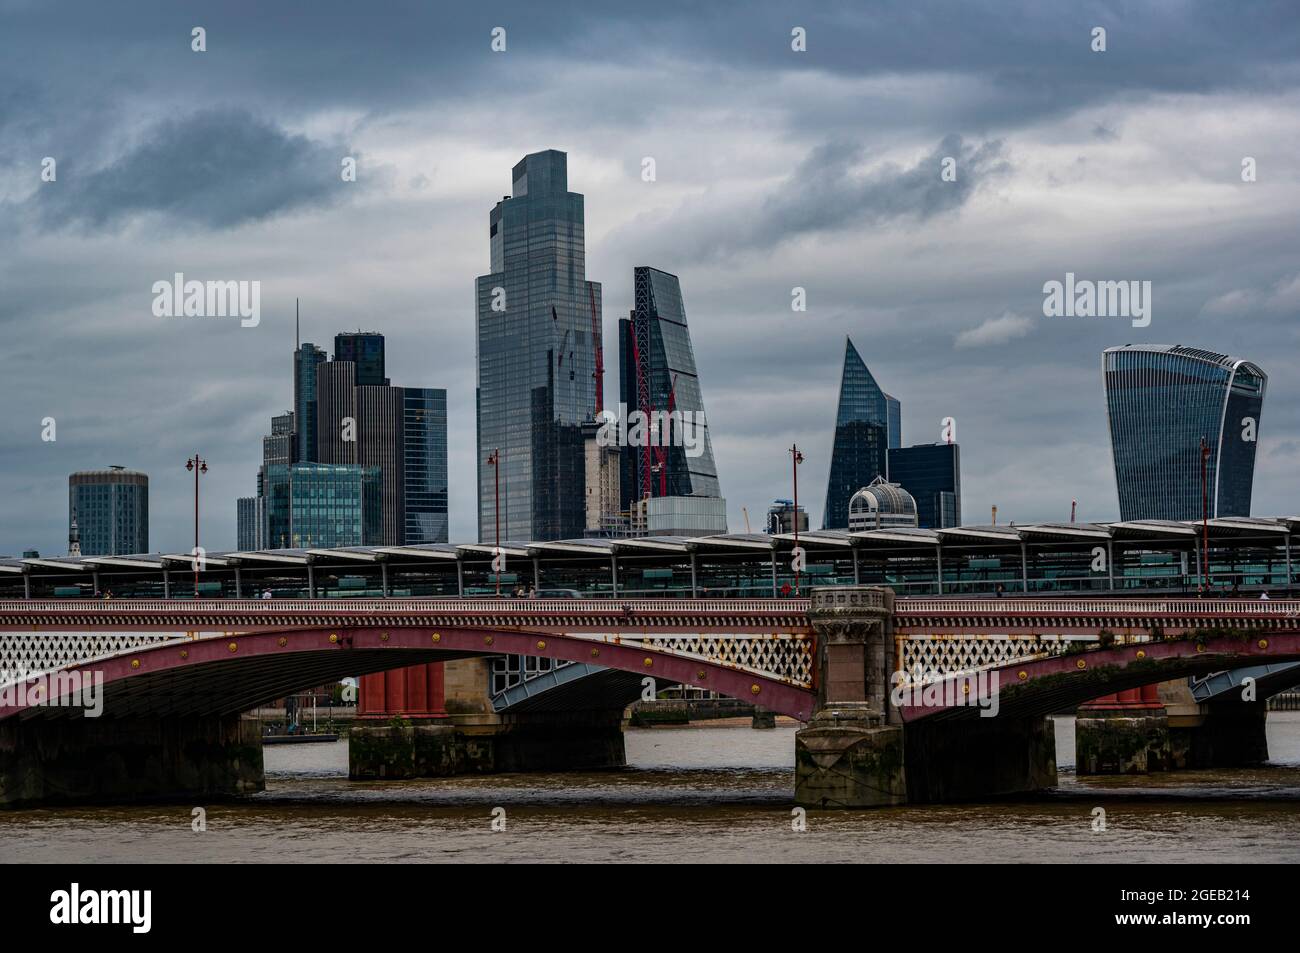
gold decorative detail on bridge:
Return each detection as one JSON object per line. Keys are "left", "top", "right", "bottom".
{"left": 228, "top": 642, "right": 238, "bottom": 653}
{"left": 1195, "top": 643, "right": 1205, "bottom": 653}
{"left": 278, "top": 637, "right": 288, "bottom": 647}
{"left": 329, "top": 634, "right": 339, "bottom": 644}
{"left": 750, "top": 684, "right": 761, "bottom": 695}
{"left": 1259, "top": 639, "right": 1269, "bottom": 650}
{"left": 1075, "top": 659, "right": 1086, "bottom": 670}
{"left": 180, "top": 650, "right": 189, "bottom": 660}
{"left": 1018, "top": 670, "right": 1027, "bottom": 681}
{"left": 431, "top": 633, "right": 441, "bottom": 644}
{"left": 130, "top": 659, "right": 140, "bottom": 669}
{"left": 590, "top": 648, "right": 600, "bottom": 658}
{"left": 537, "top": 640, "right": 547, "bottom": 650}
{"left": 697, "top": 670, "right": 707, "bottom": 680}
{"left": 1136, "top": 649, "right": 1146, "bottom": 659}
{"left": 484, "top": 636, "right": 494, "bottom": 646}
{"left": 643, "top": 657, "right": 653, "bottom": 667}
{"left": 379, "top": 633, "right": 389, "bottom": 642}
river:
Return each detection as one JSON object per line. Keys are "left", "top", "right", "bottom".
{"left": 5, "top": 714, "right": 1300, "bottom": 863}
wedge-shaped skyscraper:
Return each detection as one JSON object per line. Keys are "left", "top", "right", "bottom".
{"left": 823, "top": 338, "right": 897, "bottom": 529}
{"left": 1103, "top": 344, "right": 1266, "bottom": 521}
{"left": 618, "top": 267, "right": 721, "bottom": 511}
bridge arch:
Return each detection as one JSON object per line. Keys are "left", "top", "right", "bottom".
{"left": 898, "top": 630, "right": 1300, "bottom": 722}
{"left": 0, "top": 625, "right": 817, "bottom": 722}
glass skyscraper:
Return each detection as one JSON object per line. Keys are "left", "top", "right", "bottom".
{"left": 476, "top": 150, "right": 601, "bottom": 542}
{"left": 823, "top": 337, "right": 894, "bottom": 529}
{"left": 68, "top": 467, "right": 149, "bottom": 556}
{"left": 334, "top": 332, "right": 387, "bottom": 386}
{"left": 403, "top": 388, "right": 449, "bottom": 544}
{"left": 1103, "top": 344, "right": 1267, "bottom": 521}
{"left": 263, "top": 463, "right": 381, "bottom": 549}
{"left": 294, "top": 342, "right": 327, "bottom": 462}
{"left": 888, "top": 443, "right": 961, "bottom": 529}
{"left": 618, "top": 266, "right": 722, "bottom": 511}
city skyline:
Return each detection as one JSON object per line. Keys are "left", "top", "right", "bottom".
{"left": 2, "top": 1, "right": 1299, "bottom": 556}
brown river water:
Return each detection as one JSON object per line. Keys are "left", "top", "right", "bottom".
{"left": 5, "top": 714, "right": 1300, "bottom": 863}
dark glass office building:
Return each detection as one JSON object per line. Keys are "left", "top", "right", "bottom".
{"left": 263, "top": 463, "right": 381, "bottom": 549}
{"left": 1104, "top": 344, "right": 1267, "bottom": 521}
{"left": 822, "top": 338, "right": 893, "bottom": 529}
{"left": 403, "top": 388, "right": 449, "bottom": 543}
{"left": 618, "top": 266, "right": 722, "bottom": 511}
{"left": 68, "top": 467, "right": 149, "bottom": 556}
{"left": 334, "top": 332, "right": 388, "bottom": 386}
{"left": 294, "top": 342, "right": 328, "bottom": 462}
{"left": 888, "top": 443, "right": 961, "bottom": 529}
{"left": 475, "top": 150, "right": 601, "bottom": 542}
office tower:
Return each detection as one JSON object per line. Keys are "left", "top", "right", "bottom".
{"left": 68, "top": 467, "right": 148, "bottom": 556}
{"left": 1103, "top": 345, "right": 1267, "bottom": 521}
{"left": 886, "top": 394, "right": 902, "bottom": 450}
{"left": 888, "top": 443, "right": 962, "bottom": 529}
{"left": 582, "top": 419, "right": 622, "bottom": 536}
{"left": 475, "top": 150, "right": 602, "bottom": 543}
{"left": 237, "top": 496, "right": 264, "bottom": 550}
{"left": 617, "top": 266, "right": 722, "bottom": 514}
{"left": 403, "top": 388, "right": 449, "bottom": 544}
{"left": 823, "top": 337, "right": 892, "bottom": 529}
{"left": 767, "top": 500, "right": 808, "bottom": 534}
{"left": 294, "top": 342, "right": 328, "bottom": 462}
{"left": 355, "top": 384, "right": 405, "bottom": 545}
{"left": 263, "top": 411, "right": 296, "bottom": 469}
{"left": 847, "top": 476, "right": 919, "bottom": 531}
{"left": 316, "top": 360, "right": 358, "bottom": 465}
{"left": 264, "top": 463, "right": 381, "bottom": 549}
{"left": 334, "top": 331, "right": 388, "bottom": 386}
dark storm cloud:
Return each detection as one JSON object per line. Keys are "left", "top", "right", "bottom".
{"left": 751, "top": 134, "right": 1008, "bottom": 245}
{"left": 30, "top": 109, "right": 354, "bottom": 231}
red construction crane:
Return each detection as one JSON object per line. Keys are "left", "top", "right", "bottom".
{"left": 588, "top": 285, "right": 604, "bottom": 414}
{"left": 651, "top": 374, "right": 679, "bottom": 497}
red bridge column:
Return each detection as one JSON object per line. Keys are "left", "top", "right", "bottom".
{"left": 357, "top": 664, "right": 448, "bottom": 720}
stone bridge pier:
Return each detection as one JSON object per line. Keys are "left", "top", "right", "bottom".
{"left": 794, "top": 586, "right": 1057, "bottom": 808}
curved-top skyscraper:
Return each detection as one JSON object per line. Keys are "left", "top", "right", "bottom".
{"left": 1103, "top": 344, "right": 1266, "bottom": 521}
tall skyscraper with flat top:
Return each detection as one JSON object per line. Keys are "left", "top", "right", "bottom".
{"left": 476, "top": 150, "right": 601, "bottom": 542}
{"left": 1103, "top": 344, "right": 1266, "bottom": 521}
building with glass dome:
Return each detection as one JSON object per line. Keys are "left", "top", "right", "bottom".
{"left": 847, "top": 475, "right": 919, "bottom": 531}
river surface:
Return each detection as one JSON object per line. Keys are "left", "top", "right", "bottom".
{"left": 6, "top": 714, "right": 1300, "bottom": 863}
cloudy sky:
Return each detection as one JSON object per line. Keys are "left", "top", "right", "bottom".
{"left": 1, "top": 0, "right": 1298, "bottom": 554}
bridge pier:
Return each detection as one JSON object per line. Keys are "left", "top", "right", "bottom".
{"left": 795, "top": 587, "right": 907, "bottom": 808}
{"left": 0, "top": 714, "right": 263, "bottom": 809}
{"left": 1076, "top": 681, "right": 1269, "bottom": 774}
{"left": 795, "top": 587, "right": 1058, "bottom": 808}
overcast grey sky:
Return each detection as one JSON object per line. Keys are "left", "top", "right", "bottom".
{"left": 2, "top": 0, "right": 1298, "bottom": 554}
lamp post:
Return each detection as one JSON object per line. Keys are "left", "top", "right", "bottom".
{"left": 1200, "top": 436, "right": 1211, "bottom": 593}
{"left": 185, "top": 454, "right": 208, "bottom": 597}
{"left": 790, "top": 444, "right": 804, "bottom": 595}
{"left": 487, "top": 449, "right": 501, "bottom": 597}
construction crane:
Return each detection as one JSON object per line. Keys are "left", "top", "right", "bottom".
{"left": 588, "top": 285, "right": 604, "bottom": 414}
{"left": 651, "top": 374, "right": 679, "bottom": 497}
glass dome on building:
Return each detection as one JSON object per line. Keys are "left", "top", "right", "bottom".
{"left": 847, "top": 475, "right": 918, "bottom": 531}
